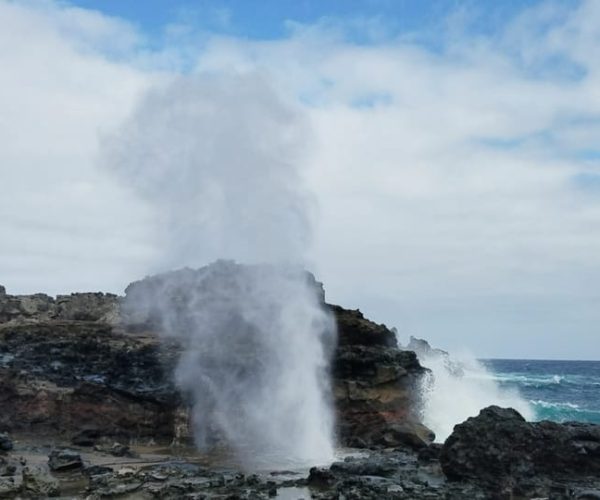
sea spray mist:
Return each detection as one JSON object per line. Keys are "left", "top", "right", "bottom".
{"left": 102, "top": 74, "right": 337, "bottom": 467}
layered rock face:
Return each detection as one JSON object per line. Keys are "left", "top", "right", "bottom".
{"left": 0, "top": 266, "right": 432, "bottom": 450}
{"left": 332, "top": 306, "right": 433, "bottom": 448}
{"left": 0, "top": 319, "right": 178, "bottom": 440}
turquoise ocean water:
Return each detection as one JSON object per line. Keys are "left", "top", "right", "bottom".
{"left": 481, "top": 359, "right": 600, "bottom": 424}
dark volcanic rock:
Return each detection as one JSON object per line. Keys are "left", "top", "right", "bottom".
{"left": 0, "top": 433, "right": 13, "bottom": 452}
{"left": 0, "top": 456, "right": 17, "bottom": 476}
{"left": 0, "top": 267, "right": 432, "bottom": 450}
{"left": 441, "top": 405, "right": 600, "bottom": 495}
{"left": 0, "top": 320, "right": 179, "bottom": 441}
{"left": 48, "top": 449, "right": 84, "bottom": 471}
{"left": 331, "top": 305, "right": 397, "bottom": 347}
{"left": 333, "top": 309, "right": 432, "bottom": 448}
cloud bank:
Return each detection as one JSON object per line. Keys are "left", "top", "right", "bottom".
{"left": 1, "top": 0, "right": 600, "bottom": 358}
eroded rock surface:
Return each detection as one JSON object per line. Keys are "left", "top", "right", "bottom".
{"left": 0, "top": 264, "right": 432, "bottom": 450}
{"left": 333, "top": 307, "right": 433, "bottom": 448}
{"left": 441, "top": 405, "right": 600, "bottom": 498}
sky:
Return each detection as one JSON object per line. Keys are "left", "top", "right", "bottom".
{"left": 1, "top": 0, "right": 600, "bottom": 359}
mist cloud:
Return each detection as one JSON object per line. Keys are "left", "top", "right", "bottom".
{"left": 102, "top": 73, "right": 313, "bottom": 268}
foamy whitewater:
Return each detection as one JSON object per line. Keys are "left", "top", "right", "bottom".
{"left": 416, "top": 351, "right": 534, "bottom": 442}
{"left": 103, "top": 74, "right": 336, "bottom": 467}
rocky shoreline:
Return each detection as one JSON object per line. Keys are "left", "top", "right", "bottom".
{"left": 1, "top": 268, "right": 599, "bottom": 499}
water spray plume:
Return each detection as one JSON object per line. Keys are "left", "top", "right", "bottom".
{"left": 103, "top": 73, "right": 336, "bottom": 467}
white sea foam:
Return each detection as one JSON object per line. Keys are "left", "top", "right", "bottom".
{"left": 417, "top": 352, "right": 534, "bottom": 442}
{"left": 530, "top": 400, "right": 580, "bottom": 410}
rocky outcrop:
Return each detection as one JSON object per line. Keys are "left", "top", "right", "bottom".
{"left": 0, "top": 320, "right": 178, "bottom": 440}
{"left": 0, "top": 290, "right": 119, "bottom": 324}
{"left": 333, "top": 307, "right": 433, "bottom": 448}
{"left": 0, "top": 264, "right": 432, "bottom": 450}
{"left": 441, "top": 405, "right": 600, "bottom": 497}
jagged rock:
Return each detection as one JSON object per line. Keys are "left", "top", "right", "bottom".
{"left": 441, "top": 405, "right": 600, "bottom": 492}
{"left": 0, "top": 264, "right": 432, "bottom": 450}
{"left": 0, "top": 320, "right": 179, "bottom": 440}
{"left": 0, "top": 433, "right": 13, "bottom": 452}
{"left": 0, "top": 456, "right": 17, "bottom": 476}
{"left": 307, "top": 467, "right": 337, "bottom": 487}
{"left": 331, "top": 305, "right": 397, "bottom": 347}
{"left": 406, "top": 336, "right": 464, "bottom": 377}
{"left": 0, "top": 287, "right": 119, "bottom": 324}
{"left": 54, "top": 292, "right": 120, "bottom": 323}
{"left": 331, "top": 319, "right": 431, "bottom": 448}
{"left": 48, "top": 449, "right": 83, "bottom": 471}
{"left": 0, "top": 475, "right": 20, "bottom": 497}
{"left": 406, "top": 336, "right": 449, "bottom": 357}
{"left": 22, "top": 467, "right": 60, "bottom": 497}
{"left": 418, "top": 443, "right": 442, "bottom": 462}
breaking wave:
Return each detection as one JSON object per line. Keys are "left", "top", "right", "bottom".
{"left": 417, "top": 352, "right": 534, "bottom": 442}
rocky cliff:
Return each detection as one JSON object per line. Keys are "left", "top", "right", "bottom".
{"left": 0, "top": 266, "right": 432, "bottom": 450}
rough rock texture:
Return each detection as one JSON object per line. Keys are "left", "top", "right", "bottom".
{"left": 0, "top": 264, "right": 432, "bottom": 450}
{"left": 0, "top": 320, "right": 178, "bottom": 441}
{"left": 332, "top": 307, "right": 433, "bottom": 448}
{"left": 441, "top": 405, "right": 600, "bottom": 497}
{"left": 0, "top": 290, "right": 119, "bottom": 324}
{"left": 48, "top": 449, "right": 83, "bottom": 471}
{"left": 0, "top": 433, "right": 13, "bottom": 452}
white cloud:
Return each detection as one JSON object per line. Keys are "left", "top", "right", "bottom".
{"left": 0, "top": 0, "right": 157, "bottom": 294}
{"left": 1, "top": 0, "right": 599, "bottom": 357}
{"left": 192, "top": 3, "right": 600, "bottom": 357}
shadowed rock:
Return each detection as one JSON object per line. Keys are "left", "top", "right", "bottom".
{"left": 441, "top": 405, "right": 600, "bottom": 496}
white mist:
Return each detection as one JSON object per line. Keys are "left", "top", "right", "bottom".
{"left": 102, "top": 73, "right": 336, "bottom": 467}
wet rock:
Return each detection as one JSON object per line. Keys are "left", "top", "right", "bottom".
{"left": 48, "top": 449, "right": 83, "bottom": 471}
{"left": 330, "top": 455, "right": 401, "bottom": 477}
{"left": 0, "top": 456, "right": 17, "bottom": 476}
{"left": 0, "top": 432, "right": 13, "bottom": 452}
{"left": 418, "top": 443, "right": 442, "bottom": 462}
{"left": 441, "top": 405, "right": 600, "bottom": 493}
{"left": 0, "top": 475, "right": 20, "bottom": 497}
{"left": 406, "top": 336, "right": 464, "bottom": 377}
{"left": 307, "top": 467, "right": 337, "bottom": 487}
{"left": 22, "top": 466, "right": 60, "bottom": 497}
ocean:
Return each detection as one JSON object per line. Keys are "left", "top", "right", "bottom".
{"left": 481, "top": 359, "right": 600, "bottom": 424}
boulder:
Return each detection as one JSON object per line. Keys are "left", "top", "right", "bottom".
{"left": 48, "top": 449, "right": 83, "bottom": 471}
{"left": 441, "top": 405, "right": 600, "bottom": 490}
